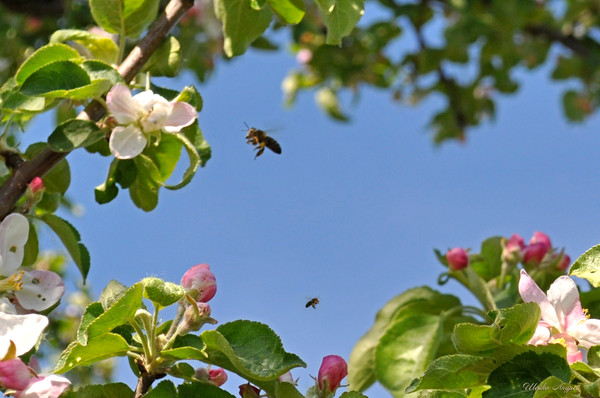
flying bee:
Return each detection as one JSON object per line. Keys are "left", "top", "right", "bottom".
{"left": 305, "top": 297, "right": 319, "bottom": 309}
{"left": 244, "top": 123, "right": 282, "bottom": 159}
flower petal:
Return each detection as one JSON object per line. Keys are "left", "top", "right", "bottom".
{"left": 547, "top": 275, "right": 587, "bottom": 332}
{"left": 518, "top": 269, "right": 560, "bottom": 329}
{"left": 163, "top": 101, "right": 197, "bottom": 133}
{"left": 0, "top": 214, "right": 29, "bottom": 276}
{"left": 17, "top": 374, "right": 71, "bottom": 398}
{"left": 528, "top": 322, "right": 551, "bottom": 345}
{"left": 0, "top": 313, "right": 48, "bottom": 357}
{"left": 15, "top": 270, "right": 65, "bottom": 311}
{"left": 573, "top": 318, "right": 600, "bottom": 349}
{"left": 0, "top": 358, "right": 33, "bottom": 390}
{"left": 109, "top": 125, "right": 147, "bottom": 159}
{"left": 106, "top": 84, "right": 144, "bottom": 124}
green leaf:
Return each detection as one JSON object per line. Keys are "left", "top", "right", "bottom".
{"left": 177, "top": 85, "right": 203, "bottom": 112}
{"left": 484, "top": 352, "right": 570, "bottom": 398}
{"left": 142, "top": 277, "right": 186, "bottom": 307}
{"left": 83, "top": 282, "right": 143, "bottom": 342}
{"left": 80, "top": 60, "right": 124, "bottom": 86}
{"left": 36, "top": 214, "right": 90, "bottom": 282}
{"left": 339, "top": 392, "right": 369, "bottom": 398}
{"left": 348, "top": 287, "right": 459, "bottom": 392}
{"left": 49, "top": 29, "right": 119, "bottom": 64}
{"left": 48, "top": 119, "right": 105, "bottom": 152}
{"left": 406, "top": 354, "right": 495, "bottom": 392}
{"left": 20, "top": 61, "right": 91, "bottom": 97}
{"left": 62, "top": 382, "right": 134, "bottom": 398}
{"left": 129, "top": 155, "right": 160, "bottom": 211}
{"left": 532, "top": 376, "right": 580, "bottom": 398}
{"left": 453, "top": 303, "right": 540, "bottom": 354}
{"left": 266, "top": 0, "right": 305, "bottom": 24}
{"left": 15, "top": 43, "right": 81, "bottom": 85}
{"left": 471, "top": 236, "right": 503, "bottom": 281}
{"left": 144, "top": 380, "right": 178, "bottom": 398}
{"left": 178, "top": 382, "right": 237, "bottom": 398}
{"left": 314, "top": 0, "right": 364, "bottom": 44}
{"left": 214, "top": 0, "right": 273, "bottom": 57}
{"left": 163, "top": 320, "right": 306, "bottom": 396}
{"left": 563, "top": 90, "right": 591, "bottom": 122}
{"left": 99, "top": 280, "right": 130, "bottom": 310}
{"left": 95, "top": 159, "right": 120, "bottom": 204}
{"left": 162, "top": 132, "right": 200, "bottom": 190}
{"left": 182, "top": 124, "right": 211, "bottom": 167}
{"left": 570, "top": 244, "right": 600, "bottom": 287}
{"left": 143, "top": 36, "right": 181, "bottom": 77}
{"left": 53, "top": 333, "right": 130, "bottom": 373}
{"left": 22, "top": 220, "right": 39, "bottom": 267}
{"left": 42, "top": 158, "right": 71, "bottom": 195}
{"left": 90, "top": 0, "right": 160, "bottom": 38}
{"left": 76, "top": 302, "right": 104, "bottom": 341}
{"left": 374, "top": 314, "right": 444, "bottom": 396}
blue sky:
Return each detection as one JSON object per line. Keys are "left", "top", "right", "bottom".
{"left": 25, "top": 26, "right": 600, "bottom": 397}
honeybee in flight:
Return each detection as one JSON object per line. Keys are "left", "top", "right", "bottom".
{"left": 305, "top": 297, "right": 319, "bottom": 309}
{"left": 244, "top": 123, "right": 282, "bottom": 159}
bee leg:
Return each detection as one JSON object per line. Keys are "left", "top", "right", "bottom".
{"left": 254, "top": 147, "right": 265, "bottom": 159}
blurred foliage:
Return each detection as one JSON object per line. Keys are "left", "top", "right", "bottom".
{"left": 2, "top": 0, "right": 600, "bottom": 143}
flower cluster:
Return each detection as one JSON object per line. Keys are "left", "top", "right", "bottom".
{"left": 519, "top": 269, "right": 600, "bottom": 363}
{"left": 0, "top": 213, "right": 69, "bottom": 396}
{"left": 106, "top": 84, "right": 197, "bottom": 159}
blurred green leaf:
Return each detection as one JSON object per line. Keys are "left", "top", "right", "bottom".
{"left": 48, "top": 119, "right": 105, "bottom": 152}
{"left": 315, "top": 0, "right": 364, "bottom": 44}
{"left": 50, "top": 29, "right": 119, "bottom": 64}
{"left": 266, "top": 0, "right": 305, "bottom": 24}
{"left": 570, "top": 244, "right": 600, "bottom": 287}
{"left": 143, "top": 36, "right": 181, "bottom": 77}
{"left": 15, "top": 43, "right": 81, "bottom": 85}
{"left": 89, "top": 0, "right": 160, "bottom": 38}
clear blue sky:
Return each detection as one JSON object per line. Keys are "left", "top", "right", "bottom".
{"left": 26, "top": 23, "right": 600, "bottom": 397}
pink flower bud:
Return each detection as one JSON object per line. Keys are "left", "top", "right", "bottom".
{"left": 0, "top": 358, "right": 33, "bottom": 390}
{"left": 239, "top": 383, "right": 260, "bottom": 398}
{"left": 176, "top": 302, "right": 215, "bottom": 335}
{"left": 181, "top": 264, "right": 217, "bottom": 302}
{"left": 502, "top": 234, "right": 525, "bottom": 263}
{"left": 529, "top": 231, "right": 551, "bottom": 248}
{"left": 557, "top": 254, "right": 571, "bottom": 271}
{"left": 446, "top": 248, "right": 469, "bottom": 270}
{"left": 522, "top": 242, "right": 549, "bottom": 266}
{"left": 28, "top": 177, "right": 44, "bottom": 194}
{"left": 208, "top": 368, "right": 227, "bottom": 387}
{"left": 317, "top": 355, "right": 348, "bottom": 393}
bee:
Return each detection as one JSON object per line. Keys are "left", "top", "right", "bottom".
{"left": 305, "top": 297, "right": 319, "bottom": 309}
{"left": 244, "top": 123, "right": 282, "bottom": 159}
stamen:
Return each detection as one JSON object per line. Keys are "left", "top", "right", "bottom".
{"left": 8, "top": 271, "right": 24, "bottom": 291}
{"left": 549, "top": 337, "right": 567, "bottom": 348}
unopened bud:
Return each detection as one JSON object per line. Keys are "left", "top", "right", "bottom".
{"left": 446, "top": 247, "right": 469, "bottom": 270}
{"left": 29, "top": 177, "right": 44, "bottom": 194}
{"left": 208, "top": 368, "right": 227, "bottom": 386}
{"left": 176, "top": 301, "right": 216, "bottom": 335}
{"left": 239, "top": 383, "right": 260, "bottom": 398}
{"left": 181, "top": 264, "right": 217, "bottom": 302}
{"left": 523, "top": 242, "right": 549, "bottom": 266}
{"left": 317, "top": 355, "right": 348, "bottom": 393}
{"left": 502, "top": 234, "right": 525, "bottom": 263}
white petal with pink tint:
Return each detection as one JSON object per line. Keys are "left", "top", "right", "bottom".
{"left": 0, "top": 312, "right": 48, "bottom": 357}
{"left": 15, "top": 270, "right": 65, "bottom": 311}
{"left": 106, "top": 84, "right": 144, "bottom": 124}
{"left": 0, "top": 214, "right": 29, "bottom": 276}
{"left": 109, "top": 125, "right": 147, "bottom": 159}
{"left": 163, "top": 101, "right": 197, "bottom": 133}
{"left": 17, "top": 374, "right": 71, "bottom": 398}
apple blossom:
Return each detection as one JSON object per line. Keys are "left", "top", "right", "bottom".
{"left": 522, "top": 243, "right": 549, "bottom": 266}
{"left": 518, "top": 269, "right": 600, "bottom": 363}
{"left": 317, "top": 355, "right": 348, "bottom": 393}
{"left": 180, "top": 263, "right": 217, "bottom": 302}
{"left": 106, "top": 84, "right": 197, "bottom": 159}
{"left": 16, "top": 374, "right": 71, "bottom": 398}
{"left": 502, "top": 233, "right": 525, "bottom": 263}
{"left": 0, "top": 358, "right": 32, "bottom": 390}
{"left": 13, "top": 270, "right": 65, "bottom": 312}
{"left": 446, "top": 247, "right": 469, "bottom": 270}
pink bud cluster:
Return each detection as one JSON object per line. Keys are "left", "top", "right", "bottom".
{"left": 504, "top": 231, "right": 570, "bottom": 270}
{"left": 177, "top": 264, "right": 218, "bottom": 335}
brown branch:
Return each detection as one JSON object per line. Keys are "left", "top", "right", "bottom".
{"left": 0, "top": 0, "right": 195, "bottom": 219}
{"left": 525, "top": 24, "right": 600, "bottom": 59}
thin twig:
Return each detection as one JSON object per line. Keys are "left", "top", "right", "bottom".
{"left": 0, "top": 0, "right": 195, "bottom": 220}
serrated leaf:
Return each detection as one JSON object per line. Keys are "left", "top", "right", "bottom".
{"left": 15, "top": 43, "right": 81, "bottom": 85}
{"left": 348, "top": 287, "right": 458, "bottom": 392}
{"left": 90, "top": 0, "right": 160, "bottom": 38}
{"left": 163, "top": 320, "right": 306, "bottom": 396}
{"left": 178, "top": 382, "right": 237, "bottom": 398}
{"left": 143, "top": 36, "right": 181, "bottom": 77}
{"left": 374, "top": 314, "right": 443, "bottom": 396}
{"left": 36, "top": 214, "right": 90, "bottom": 282}
{"left": 83, "top": 282, "right": 143, "bottom": 342}
{"left": 314, "top": 0, "right": 364, "bottom": 44}
{"left": 266, "top": 0, "right": 305, "bottom": 23}
{"left": 214, "top": 0, "right": 273, "bottom": 57}
{"left": 142, "top": 277, "right": 185, "bottom": 307}
{"left": 570, "top": 244, "right": 600, "bottom": 287}
{"left": 62, "top": 382, "right": 134, "bottom": 398}
{"left": 54, "top": 333, "right": 130, "bottom": 373}
{"left": 50, "top": 29, "right": 119, "bottom": 64}
{"left": 48, "top": 119, "right": 105, "bottom": 152}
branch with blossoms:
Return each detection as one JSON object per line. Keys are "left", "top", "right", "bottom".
{"left": 347, "top": 231, "right": 600, "bottom": 397}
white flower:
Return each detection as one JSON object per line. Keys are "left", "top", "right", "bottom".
{"left": 0, "top": 214, "right": 29, "bottom": 276}
{"left": 106, "top": 84, "right": 198, "bottom": 159}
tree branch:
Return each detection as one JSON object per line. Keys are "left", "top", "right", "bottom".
{"left": 525, "top": 24, "right": 600, "bottom": 59}
{"left": 0, "top": 0, "right": 195, "bottom": 219}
